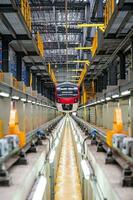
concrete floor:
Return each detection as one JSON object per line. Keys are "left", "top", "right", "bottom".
{"left": 86, "top": 139, "right": 133, "bottom": 200}
{"left": 0, "top": 142, "right": 49, "bottom": 200}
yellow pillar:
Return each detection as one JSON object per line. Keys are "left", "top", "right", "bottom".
{"left": 0, "top": 120, "right": 3, "bottom": 138}
{"left": 82, "top": 82, "right": 87, "bottom": 121}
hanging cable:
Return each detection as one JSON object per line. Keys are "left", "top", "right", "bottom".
{"left": 65, "top": 0, "right": 68, "bottom": 81}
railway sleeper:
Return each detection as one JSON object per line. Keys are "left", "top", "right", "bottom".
{"left": 96, "top": 141, "right": 105, "bottom": 152}
{"left": 121, "top": 166, "right": 133, "bottom": 187}
{"left": 0, "top": 164, "right": 12, "bottom": 186}
{"left": 105, "top": 148, "right": 116, "bottom": 164}
{"left": 28, "top": 141, "right": 37, "bottom": 153}
{"left": 17, "top": 150, "right": 28, "bottom": 165}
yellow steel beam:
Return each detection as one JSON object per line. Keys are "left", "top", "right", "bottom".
{"left": 36, "top": 32, "right": 44, "bottom": 57}
{"left": 71, "top": 60, "right": 90, "bottom": 66}
{"left": 74, "top": 47, "right": 92, "bottom": 50}
{"left": 78, "top": 63, "right": 88, "bottom": 86}
{"left": 71, "top": 76, "right": 80, "bottom": 78}
{"left": 67, "top": 80, "right": 78, "bottom": 83}
{"left": 68, "top": 69, "right": 83, "bottom": 72}
{"left": 48, "top": 63, "right": 57, "bottom": 85}
{"left": 77, "top": 23, "right": 105, "bottom": 32}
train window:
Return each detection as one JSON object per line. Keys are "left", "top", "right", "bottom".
{"left": 56, "top": 85, "right": 78, "bottom": 97}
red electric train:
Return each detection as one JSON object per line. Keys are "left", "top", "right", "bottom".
{"left": 55, "top": 82, "right": 80, "bottom": 112}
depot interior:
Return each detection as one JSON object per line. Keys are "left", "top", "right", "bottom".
{"left": 0, "top": 0, "right": 133, "bottom": 200}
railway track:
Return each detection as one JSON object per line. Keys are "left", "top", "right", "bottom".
{"left": 0, "top": 116, "right": 62, "bottom": 186}
{"left": 71, "top": 115, "right": 133, "bottom": 187}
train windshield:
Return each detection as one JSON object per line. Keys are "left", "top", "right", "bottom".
{"left": 57, "top": 85, "right": 78, "bottom": 97}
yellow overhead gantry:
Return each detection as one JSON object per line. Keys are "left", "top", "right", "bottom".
{"left": 71, "top": 76, "right": 80, "bottom": 78}
{"left": 71, "top": 60, "right": 90, "bottom": 66}
{"left": 77, "top": 23, "right": 105, "bottom": 32}
{"left": 68, "top": 60, "right": 89, "bottom": 86}
{"left": 68, "top": 69, "right": 83, "bottom": 72}
{"left": 74, "top": 47, "right": 93, "bottom": 50}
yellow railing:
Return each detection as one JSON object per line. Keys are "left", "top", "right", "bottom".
{"left": 104, "top": 0, "right": 115, "bottom": 28}
{"left": 91, "top": 31, "right": 98, "bottom": 57}
{"left": 21, "top": 0, "right": 32, "bottom": 31}
{"left": 0, "top": 72, "right": 4, "bottom": 82}
{"left": 36, "top": 32, "right": 44, "bottom": 57}
{"left": 48, "top": 63, "right": 57, "bottom": 84}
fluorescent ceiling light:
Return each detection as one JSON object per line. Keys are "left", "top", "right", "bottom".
{"left": 32, "top": 101, "right": 36, "bottom": 104}
{"left": 21, "top": 98, "right": 26, "bottom": 102}
{"left": 112, "top": 94, "right": 119, "bottom": 99}
{"left": 27, "top": 100, "right": 32, "bottom": 103}
{"left": 81, "top": 160, "right": 90, "bottom": 180}
{"left": 49, "top": 150, "right": 55, "bottom": 163}
{"left": 0, "top": 92, "right": 9, "bottom": 97}
{"left": 100, "top": 99, "right": 105, "bottom": 102}
{"left": 97, "top": 100, "right": 100, "bottom": 103}
{"left": 106, "top": 97, "right": 111, "bottom": 101}
{"left": 121, "top": 90, "right": 131, "bottom": 96}
{"left": 12, "top": 96, "right": 19, "bottom": 100}
{"left": 32, "top": 176, "right": 47, "bottom": 200}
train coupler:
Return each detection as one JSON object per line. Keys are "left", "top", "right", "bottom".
{"left": 0, "top": 164, "right": 12, "bottom": 186}
{"left": 121, "top": 166, "right": 133, "bottom": 187}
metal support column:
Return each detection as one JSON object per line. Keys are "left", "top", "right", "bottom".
{"left": 118, "top": 52, "right": 126, "bottom": 80}
{"left": 37, "top": 76, "right": 41, "bottom": 94}
{"left": 94, "top": 79, "right": 98, "bottom": 93}
{"left": 103, "top": 69, "right": 108, "bottom": 89}
{"left": 97, "top": 75, "right": 103, "bottom": 92}
{"left": 16, "top": 54, "right": 23, "bottom": 81}
{"left": 2, "top": 37, "right": 10, "bottom": 72}
{"left": 41, "top": 81, "right": 44, "bottom": 96}
{"left": 25, "top": 65, "right": 31, "bottom": 87}
{"left": 108, "top": 62, "right": 117, "bottom": 85}
{"left": 32, "top": 72, "right": 36, "bottom": 91}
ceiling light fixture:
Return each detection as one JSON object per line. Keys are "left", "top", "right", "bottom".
{"left": 121, "top": 90, "right": 131, "bottom": 96}
{"left": 12, "top": 96, "right": 19, "bottom": 100}
{"left": 0, "top": 92, "right": 10, "bottom": 98}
